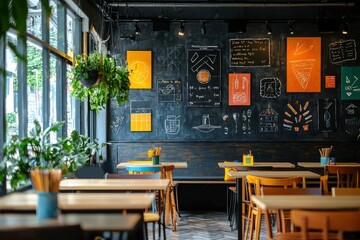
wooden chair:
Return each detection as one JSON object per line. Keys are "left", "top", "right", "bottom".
{"left": 278, "top": 209, "right": 360, "bottom": 240}
{"left": 0, "top": 224, "right": 84, "bottom": 240}
{"left": 320, "top": 175, "right": 330, "bottom": 195}
{"left": 105, "top": 172, "right": 164, "bottom": 240}
{"left": 326, "top": 166, "right": 360, "bottom": 188}
{"left": 261, "top": 187, "right": 322, "bottom": 237}
{"left": 332, "top": 187, "right": 360, "bottom": 196}
{"left": 246, "top": 175, "right": 305, "bottom": 240}
{"left": 160, "top": 165, "right": 178, "bottom": 232}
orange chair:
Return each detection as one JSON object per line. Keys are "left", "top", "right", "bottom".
{"left": 331, "top": 187, "right": 360, "bottom": 196}
{"left": 278, "top": 209, "right": 360, "bottom": 240}
{"left": 326, "top": 166, "right": 360, "bottom": 188}
{"left": 245, "top": 175, "right": 305, "bottom": 240}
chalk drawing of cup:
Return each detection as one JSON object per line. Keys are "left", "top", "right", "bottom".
{"left": 165, "top": 115, "right": 181, "bottom": 135}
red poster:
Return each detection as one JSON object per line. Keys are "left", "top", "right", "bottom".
{"left": 325, "top": 75, "right": 336, "bottom": 88}
{"left": 228, "top": 73, "right": 251, "bottom": 106}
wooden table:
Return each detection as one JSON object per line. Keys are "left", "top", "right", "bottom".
{"left": 218, "top": 162, "right": 295, "bottom": 168}
{"left": 297, "top": 162, "right": 360, "bottom": 168}
{"left": 60, "top": 178, "right": 169, "bottom": 238}
{"left": 252, "top": 195, "right": 360, "bottom": 239}
{"left": 117, "top": 161, "right": 188, "bottom": 169}
{"left": 0, "top": 192, "right": 155, "bottom": 213}
{"left": 60, "top": 178, "right": 170, "bottom": 192}
{"left": 0, "top": 213, "right": 142, "bottom": 235}
{"left": 227, "top": 170, "right": 320, "bottom": 240}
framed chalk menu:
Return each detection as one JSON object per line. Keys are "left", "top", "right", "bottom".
{"left": 229, "top": 38, "right": 270, "bottom": 67}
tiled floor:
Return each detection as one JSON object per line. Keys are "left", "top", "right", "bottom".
{"left": 151, "top": 211, "right": 269, "bottom": 240}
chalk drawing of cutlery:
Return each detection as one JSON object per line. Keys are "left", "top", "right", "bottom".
{"left": 233, "top": 112, "right": 239, "bottom": 133}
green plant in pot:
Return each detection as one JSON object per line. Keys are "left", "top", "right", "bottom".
{"left": 69, "top": 52, "right": 131, "bottom": 113}
{"left": 0, "top": 120, "right": 106, "bottom": 190}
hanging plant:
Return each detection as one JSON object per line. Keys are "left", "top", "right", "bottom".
{"left": 69, "top": 52, "right": 130, "bottom": 113}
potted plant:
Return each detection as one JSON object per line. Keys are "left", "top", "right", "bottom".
{"left": 69, "top": 52, "right": 131, "bottom": 113}
{"left": 0, "top": 120, "right": 106, "bottom": 190}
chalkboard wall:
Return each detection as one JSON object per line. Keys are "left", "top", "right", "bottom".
{"left": 108, "top": 21, "right": 360, "bottom": 142}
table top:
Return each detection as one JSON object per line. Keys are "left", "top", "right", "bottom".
{"left": 60, "top": 178, "right": 170, "bottom": 191}
{"left": 228, "top": 170, "right": 320, "bottom": 179}
{"left": 0, "top": 213, "right": 141, "bottom": 232}
{"left": 297, "top": 162, "right": 360, "bottom": 168}
{"left": 218, "top": 162, "right": 295, "bottom": 168}
{"left": 252, "top": 195, "right": 360, "bottom": 210}
{"left": 116, "top": 161, "right": 188, "bottom": 169}
{"left": 0, "top": 192, "right": 155, "bottom": 212}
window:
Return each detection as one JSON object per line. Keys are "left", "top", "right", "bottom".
{"left": 27, "top": 0, "right": 42, "bottom": 39}
{"left": 1, "top": 1, "right": 84, "bottom": 193}
{"left": 5, "top": 34, "right": 19, "bottom": 141}
{"left": 27, "top": 41, "right": 43, "bottom": 131}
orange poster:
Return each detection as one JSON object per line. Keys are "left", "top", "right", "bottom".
{"left": 228, "top": 73, "right": 251, "bottom": 106}
{"left": 286, "top": 37, "right": 321, "bottom": 92}
{"left": 127, "top": 50, "right": 152, "bottom": 89}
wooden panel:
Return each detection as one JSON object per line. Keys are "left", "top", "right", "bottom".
{"left": 109, "top": 141, "right": 360, "bottom": 178}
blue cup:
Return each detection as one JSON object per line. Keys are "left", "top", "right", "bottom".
{"left": 320, "top": 157, "right": 329, "bottom": 165}
{"left": 37, "top": 192, "right": 58, "bottom": 221}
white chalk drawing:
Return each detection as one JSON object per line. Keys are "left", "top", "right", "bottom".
{"left": 260, "top": 77, "right": 281, "bottom": 98}
{"left": 290, "top": 59, "right": 314, "bottom": 89}
{"left": 192, "top": 114, "right": 221, "bottom": 133}
{"left": 344, "top": 75, "right": 359, "bottom": 97}
{"left": 329, "top": 39, "right": 357, "bottom": 64}
{"left": 191, "top": 54, "right": 217, "bottom": 72}
{"left": 223, "top": 114, "right": 229, "bottom": 135}
{"left": 259, "top": 103, "right": 278, "bottom": 133}
{"left": 164, "top": 115, "right": 181, "bottom": 135}
{"left": 233, "top": 112, "right": 239, "bottom": 133}
{"left": 344, "top": 103, "right": 360, "bottom": 135}
{"left": 241, "top": 109, "right": 252, "bottom": 135}
{"left": 294, "top": 42, "right": 314, "bottom": 55}
{"left": 158, "top": 79, "right": 182, "bottom": 102}
{"left": 157, "top": 47, "right": 182, "bottom": 70}
{"left": 345, "top": 103, "right": 357, "bottom": 114}
{"left": 318, "top": 99, "right": 337, "bottom": 132}
{"left": 110, "top": 116, "right": 124, "bottom": 135}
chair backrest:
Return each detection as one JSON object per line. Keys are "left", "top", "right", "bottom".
{"left": 326, "top": 166, "right": 360, "bottom": 188}
{"left": 246, "top": 175, "right": 305, "bottom": 197}
{"left": 75, "top": 166, "right": 105, "bottom": 179}
{"left": 105, "top": 172, "right": 161, "bottom": 179}
{"left": 0, "top": 224, "right": 83, "bottom": 240}
{"left": 290, "top": 209, "right": 360, "bottom": 240}
{"left": 332, "top": 187, "right": 360, "bottom": 196}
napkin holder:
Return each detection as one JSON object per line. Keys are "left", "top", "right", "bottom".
{"left": 243, "top": 153, "right": 254, "bottom": 166}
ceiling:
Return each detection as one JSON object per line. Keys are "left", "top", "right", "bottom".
{"left": 93, "top": 0, "right": 360, "bottom": 22}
